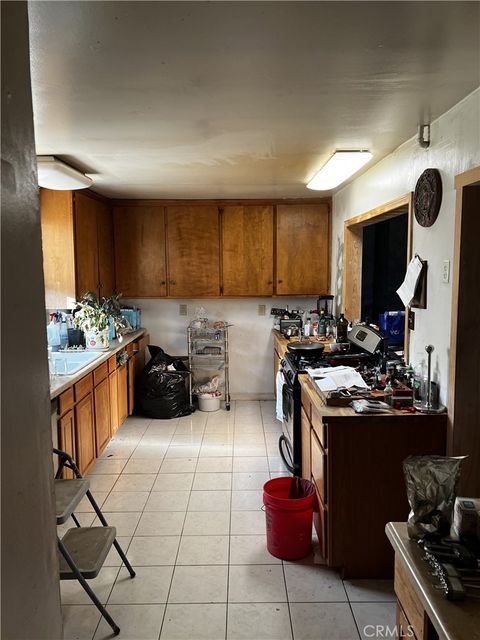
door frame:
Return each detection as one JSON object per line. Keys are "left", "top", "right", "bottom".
{"left": 448, "top": 166, "right": 480, "bottom": 491}
{"left": 342, "top": 193, "right": 413, "bottom": 360}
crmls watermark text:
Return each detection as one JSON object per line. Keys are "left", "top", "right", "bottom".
{"left": 363, "top": 624, "right": 415, "bottom": 638}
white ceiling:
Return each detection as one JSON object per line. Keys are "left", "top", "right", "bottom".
{"left": 28, "top": 1, "right": 479, "bottom": 199}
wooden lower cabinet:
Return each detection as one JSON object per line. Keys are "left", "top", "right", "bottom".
{"left": 117, "top": 364, "right": 128, "bottom": 426}
{"left": 300, "top": 375, "right": 447, "bottom": 578}
{"left": 58, "top": 409, "right": 75, "bottom": 479}
{"left": 74, "top": 392, "right": 96, "bottom": 475}
{"left": 94, "top": 376, "right": 111, "bottom": 456}
{"left": 109, "top": 369, "right": 119, "bottom": 435}
{"left": 128, "top": 356, "right": 135, "bottom": 415}
{"left": 300, "top": 407, "right": 311, "bottom": 480}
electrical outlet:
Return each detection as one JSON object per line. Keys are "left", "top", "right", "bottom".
{"left": 258, "top": 304, "right": 266, "bottom": 316}
{"left": 442, "top": 260, "right": 450, "bottom": 283}
{"left": 179, "top": 304, "right": 187, "bottom": 316}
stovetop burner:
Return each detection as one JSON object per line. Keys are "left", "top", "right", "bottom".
{"left": 284, "top": 351, "right": 328, "bottom": 376}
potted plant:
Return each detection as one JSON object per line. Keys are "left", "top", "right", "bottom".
{"left": 73, "top": 292, "right": 127, "bottom": 350}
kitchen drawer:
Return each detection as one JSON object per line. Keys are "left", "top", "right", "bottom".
{"left": 394, "top": 557, "right": 427, "bottom": 640}
{"left": 58, "top": 387, "right": 74, "bottom": 416}
{"left": 301, "top": 386, "right": 311, "bottom": 420}
{"left": 311, "top": 428, "right": 327, "bottom": 504}
{"left": 108, "top": 355, "right": 117, "bottom": 374}
{"left": 126, "top": 342, "right": 134, "bottom": 357}
{"left": 313, "top": 490, "right": 328, "bottom": 561}
{"left": 311, "top": 408, "right": 327, "bottom": 449}
{"left": 93, "top": 361, "right": 108, "bottom": 386}
{"left": 74, "top": 373, "right": 93, "bottom": 402}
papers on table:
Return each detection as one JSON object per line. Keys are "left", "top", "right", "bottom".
{"left": 306, "top": 366, "right": 369, "bottom": 393}
{"left": 396, "top": 255, "right": 424, "bottom": 307}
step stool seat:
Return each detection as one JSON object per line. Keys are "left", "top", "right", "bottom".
{"left": 59, "top": 526, "right": 116, "bottom": 580}
{"left": 55, "top": 479, "right": 90, "bottom": 524}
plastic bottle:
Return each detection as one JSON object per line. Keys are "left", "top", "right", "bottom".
{"left": 384, "top": 377, "right": 393, "bottom": 406}
{"left": 59, "top": 313, "right": 69, "bottom": 348}
{"left": 47, "top": 313, "right": 61, "bottom": 351}
{"left": 304, "top": 317, "right": 311, "bottom": 338}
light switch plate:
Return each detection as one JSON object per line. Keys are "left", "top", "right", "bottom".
{"left": 179, "top": 304, "right": 188, "bottom": 316}
{"left": 258, "top": 304, "right": 266, "bottom": 316}
{"left": 442, "top": 260, "right": 450, "bottom": 283}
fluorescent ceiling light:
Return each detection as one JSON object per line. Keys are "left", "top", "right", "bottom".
{"left": 306, "top": 151, "right": 372, "bottom": 190}
{"left": 37, "top": 156, "right": 93, "bottom": 190}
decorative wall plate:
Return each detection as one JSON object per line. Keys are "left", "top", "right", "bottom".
{"left": 414, "top": 168, "right": 442, "bottom": 227}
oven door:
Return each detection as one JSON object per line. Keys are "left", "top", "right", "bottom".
{"left": 279, "top": 381, "right": 295, "bottom": 474}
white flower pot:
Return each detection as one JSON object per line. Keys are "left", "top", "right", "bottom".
{"left": 85, "top": 329, "right": 109, "bottom": 351}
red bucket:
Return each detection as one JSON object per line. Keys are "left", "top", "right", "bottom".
{"left": 263, "top": 476, "right": 316, "bottom": 560}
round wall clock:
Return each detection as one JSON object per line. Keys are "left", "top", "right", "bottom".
{"left": 414, "top": 168, "right": 442, "bottom": 227}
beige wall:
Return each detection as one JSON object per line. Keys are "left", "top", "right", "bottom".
{"left": 1, "top": 2, "right": 63, "bottom": 638}
{"left": 330, "top": 89, "right": 480, "bottom": 405}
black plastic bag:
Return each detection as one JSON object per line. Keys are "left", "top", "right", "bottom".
{"left": 135, "top": 346, "right": 193, "bottom": 419}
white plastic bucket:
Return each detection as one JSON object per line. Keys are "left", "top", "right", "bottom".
{"left": 198, "top": 394, "right": 221, "bottom": 412}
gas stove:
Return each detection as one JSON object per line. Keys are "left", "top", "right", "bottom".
{"left": 282, "top": 351, "right": 328, "bottom": 384}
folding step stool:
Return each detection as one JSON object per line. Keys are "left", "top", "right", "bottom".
{"left": 54, "top": 448, "right": 136, "bottom": 635}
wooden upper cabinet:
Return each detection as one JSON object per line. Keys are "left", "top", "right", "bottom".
{"left": 40, "top": 189, "right": 76, "bottom": 308}
{"left": 276, "top": 203, "right": 330, "bottom": 295}
{"left": 113, "top": 206, "right": 167, "bottom": 297}
{"left": 222, "top": 205, "right": 274, "bottom": 296}
{"left": 97, "top": 201, "right": 116, "bottom": 298}
{"left": 75, "top": 192, "right": 100, "bottom": 297}
{"left": 166, "top": 206, "right": 220, "bottom": 297}
{"left": 40, "top": 188, "right": 115, "bottom": 306}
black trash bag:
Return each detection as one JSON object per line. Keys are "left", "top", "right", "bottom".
{"left": 135, "top": 346, "right": 193, "bottom": 419}
{"left": 403, "top": 455, "right": 465, "bottom": 539}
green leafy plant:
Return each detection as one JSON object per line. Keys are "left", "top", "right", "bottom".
{"left": 73, "top": 292, "right": 127, "bottom": 337}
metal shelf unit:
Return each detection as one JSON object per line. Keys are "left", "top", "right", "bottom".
{"left": 188, "top": 323, "right": 231, "bottom": 410}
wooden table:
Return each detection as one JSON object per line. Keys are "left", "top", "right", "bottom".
{"left": 386, "top": 522, "right": 480, "bottom": 640}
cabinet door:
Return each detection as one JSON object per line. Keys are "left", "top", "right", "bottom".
{"left": 117, "top": 364, "right": 128, "bottom": 428}
{"left": 167, "top": 206, "right": 220, "bottom": 297}
{"left": 222, "top": 205, "right": 274, "bottom": 296}
{"left": 109, "top": 370, "right": 119, "bottom": 435}
{"left": 40, "top": 188, "right": 76, "bottom": 308}
{"left": 75, "top": 192, "right": 100, "bottom": 298}
{"left": 97, "top": 202, "right": 115, "bottom": 298}
{"left": 94, "top": 377, "right": 111, "bottom": 456}
{"left": 311, "top": 429, "right": 327, "bottom": 505}
{"left": 128, "top": 357, "right": 135, "bottom": 416}
{"left": 58, "top": 410, "right": 75, "bottom": 479}
{"left": 114, "top": 206, "right": 167, "bottom": 297}
{"left": 300, "top": 407, "right": 311, "bottom": 481}
{"left": 74, "top": 392, "right": 96, "bottom": 475}
{"left": 276, "top": 204, "right": 330, "bottom": 295}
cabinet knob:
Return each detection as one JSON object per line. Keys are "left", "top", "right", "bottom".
{"left": 278, "top": 279, "right": 283, "bottom": 284}
{"left": 170, "top": 280, "right": 176, "bottom": 285}
{"left": 267, "top": 280, "right": 273, "bottom": 285}
{"left": 161, "top": 281, "right": 166, "bottom": 285}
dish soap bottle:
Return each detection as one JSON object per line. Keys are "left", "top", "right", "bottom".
{"left": 47, "top": 313, "right": 61, "bottom": 352}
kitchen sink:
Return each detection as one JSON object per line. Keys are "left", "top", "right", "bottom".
{"left": 49, "top": 350, "right": 104, "bottom": 376}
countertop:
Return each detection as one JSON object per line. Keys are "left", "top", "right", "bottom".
{"left": 272, "top": 328, "right": 335, "bottom": 355}
{"left": 299, "top": 374, "right": 448, "bottom": 422}
{"left": 50, "top": 328, "right": 146, "bottom": 400}
{"left": 386, "top": 522, "right": 480, "bottom": 640}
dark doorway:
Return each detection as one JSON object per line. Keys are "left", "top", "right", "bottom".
{"left": 361, "top": 214, "right": 408, "bottom": 325}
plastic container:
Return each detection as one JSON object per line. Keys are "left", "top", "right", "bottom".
{"left": 198, "top": 393, "right": 221, "bottom": 412}
{"left": 263, "top": 477, "right": 316, "bottom": 560}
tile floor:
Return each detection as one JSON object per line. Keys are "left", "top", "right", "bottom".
{"left": 60, "top": 401, "right": 396, "bottom": 640}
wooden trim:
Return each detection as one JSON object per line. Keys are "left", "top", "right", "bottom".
{"left": 454, "top": 166, "right": 480, "bottom": 190}
{"left": 111, "top": 197, "right": 331, "bottom": 207}
{"left": 344, "top": 194, "right": 411, "bottom": 229}
{"left": 78, "top": 188, "right": 111, "bottom": 204}
{"left": 342, "top": 193, "right": 413, "bottom": 360}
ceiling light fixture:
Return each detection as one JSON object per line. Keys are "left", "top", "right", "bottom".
{"left": 306, "top": 150, "right": 373, "bottom": 191}
{"left": 37, "top": 156, "right": 93, "bottom": 190}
